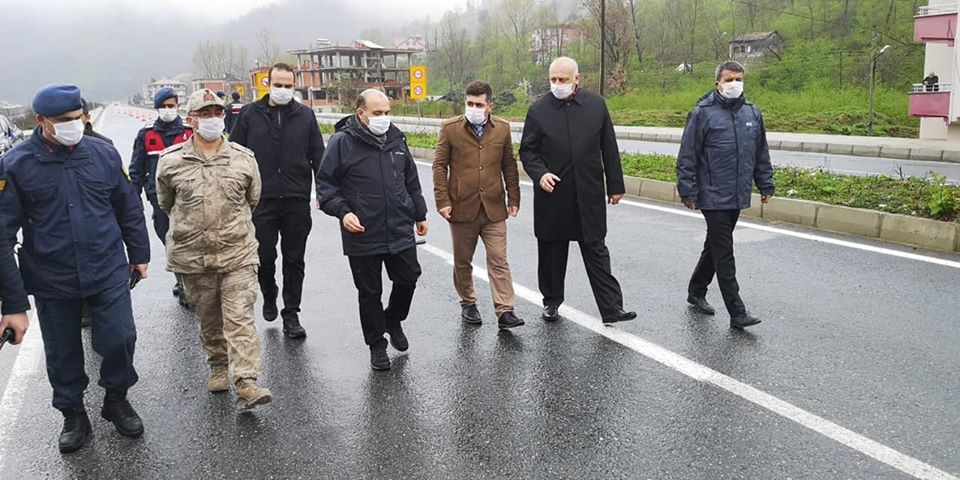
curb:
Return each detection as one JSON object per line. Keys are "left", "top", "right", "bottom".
{"left": 318, "top": 113, "right": 960, "bottom": 164}
{"left": 409, "top": 146, "right": 960, "bottom": 253}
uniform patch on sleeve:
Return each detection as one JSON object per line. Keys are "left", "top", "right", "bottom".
{"left": 0, "top": 179, "right": 6, "bottom": 192}
{"left": 120, "top": 164, "right": 131, "bottom": 182}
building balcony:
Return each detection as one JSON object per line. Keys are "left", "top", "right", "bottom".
{"left": 909, "top": 83, "right": 952, "bottom": 118}
{"left": 915, "top": 6, "right": 958, "bottom": 45}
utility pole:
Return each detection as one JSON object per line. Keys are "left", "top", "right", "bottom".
{"left": 868, "top": 44, "right": 891, "bottom": 137}
{"left": 599, "top": 0, "right": 606, "bottom": 96}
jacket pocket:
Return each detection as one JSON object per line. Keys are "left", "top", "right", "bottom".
{"left": 219, "top": 173, "right": 246, "bottom": 205}
{"left": 354, "top": 192, "right": 386, "bottom": 234}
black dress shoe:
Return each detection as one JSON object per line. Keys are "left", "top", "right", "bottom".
{"left": 497, "top": 311, "right": 525, "bottom": 329}
{"left": 388, "top": 326, "right": 409, "bottom": 352}
{"left": 370, "top": 346, "right": 391, "bottom": 371}
{"left": 282, "top": 317, "right": 307, "bottom": 338}
{"left": 731, "top": 313, "right": 762, "bottom": 329}
{"left": 262, "top": 301, "right": 279, "bottom": 322}
{"left": 602, "top": 309, "right": 638, "bottom": 324}
{"left": 686, "top": 295, "right": 716, "bottom": 315}
{"left": 178, "top": 293, "right": 191, "bottom": 309}
{"left": 461, "top": 305, "right": 482, "bottom": 325}
{"left": 101, "top": 391, "right": 144, "bottom": 438}
{"left": 541, "top": 306, "right": 559, "bottom": 322}
{"left": 172, "top": 282, "right": 183, "bottom": 297}
{"left": 58, "top": 408, "right": 92, "bottom": 454}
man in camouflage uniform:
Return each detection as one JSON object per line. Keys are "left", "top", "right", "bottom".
{"left": 156, "top": 89, "right": 272, "bottom": 411}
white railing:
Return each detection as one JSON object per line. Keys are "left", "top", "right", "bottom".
{"left": 917, "top": 5, "right": 958, "bottom": 16}
{"left": 911, "top": 82, "right": 952, "bottom": 93}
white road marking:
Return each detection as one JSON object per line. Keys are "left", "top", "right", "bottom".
{"left": 0, "top": 310, "right": 44, "bottom": 472}
{"left": 413, "top": 160, "right": 960, "bottom": 269}
{"left": 418, "top": 242, "right": 958, "bottom": 480}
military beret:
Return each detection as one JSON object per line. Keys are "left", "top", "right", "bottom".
{"left": 32, "top": 84, "right": 83, "bottom": 117}
{"left": 154, "top": 87, "right": 178, "bottom": 109}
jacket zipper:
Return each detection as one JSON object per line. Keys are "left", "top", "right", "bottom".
{"left": 731, "top": 110, "right": 741, "bottom": 196}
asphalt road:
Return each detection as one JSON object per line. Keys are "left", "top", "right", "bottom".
{"left": 0, "top": 106, "right": 958, "bottom": 479}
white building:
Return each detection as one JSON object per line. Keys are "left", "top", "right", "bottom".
{"left": 141, "top": 79, "right": 188, "bottom": 107}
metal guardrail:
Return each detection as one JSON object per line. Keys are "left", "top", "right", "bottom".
{"left": 917, "top": 5, "right": 958, "bottom": 16}
{"left": 911, "top": 82, "right": 952, "bottom": 93}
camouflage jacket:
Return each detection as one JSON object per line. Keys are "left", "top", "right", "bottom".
{"left": 156, "top": 138, "right": 261, "bottom": 274}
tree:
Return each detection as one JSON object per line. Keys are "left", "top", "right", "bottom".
{"left": 434, "top": 11, "right": 473, "bottom": 91}
{"left": 256, "top": 29, "right": 282, "bottom": 66}
{"left": 193, "top": 41, "right": 251, "bottom": 80}
{"left": 626, "top": 0, "right": 647, "bottom": 67}
{"left": 582, "top": 0, "right": 633, "bottom": 88}
{"left": 497, "top": 0, "right": 539, "bottom": 78}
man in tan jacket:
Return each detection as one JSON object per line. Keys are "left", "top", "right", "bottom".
{"left": 433, "top": 81, "right": 523, "bottom": 330}
{"left": 156, "top": 89, "right": 272, "bottom": 411}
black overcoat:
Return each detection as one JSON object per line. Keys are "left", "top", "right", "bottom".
{"left": 519, "top": 89, "right": 625, "bottom": 242}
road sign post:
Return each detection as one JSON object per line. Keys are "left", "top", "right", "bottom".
{"left": 410, "top": 65, "right": 428, "bottom": 102}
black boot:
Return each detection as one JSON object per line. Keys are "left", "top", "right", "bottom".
{"left": 262, "top": 300, "right": 278, "bottom": 322}
{"left": 731, "top": 312, "right": 762, "bottom": 329}
{"left": 602, "top": 309, "right": 638, "bottom": 325}
{"left": 101, "top": 390, "right": 144, "bottom": 438}
{"left": 497, "top": 311, "right": 525, "bottom": 329}
{"left": 172, "top": 282, "right": 183, "bottom": 297}
{"left": 461, "top": 305, "right": 482, "bottom": 325}
{"left": 370, "top": 343, "right": 391, "bottom": 371}
{"left": 282, "top": 315, "right": 307, "bottom": 338}
{"left": 387, "top": 326, "right": 409, "bottom": 352}
{"left": 58, "top": 407, "right": 92, "bottom": 454}
{"left": 686, "top": 295, "right": 716, "bottom": 315}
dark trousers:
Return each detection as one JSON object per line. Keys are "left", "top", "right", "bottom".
{"left": 254, "top": 198, "right": 312, "bottom": 320}
{"left": 537, "top": 239, "right": 624, "bottom": 317}
{"left": 148, "top": 195, "right": 169, "bottom": 245}
{"left": 348, "top": 247, "right": 422, "bottom": 349}
{"left": 35, "top": 281, "right": 139, "bottom": 412}
{"left": 688, "top": 210, "right": 746, "bottom": 316}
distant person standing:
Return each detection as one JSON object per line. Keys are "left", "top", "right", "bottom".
{"left": 923, "top": 71, "right": 940, "bottom": 92}
{"left": 225, "top": 92, "right": 244, "bottom": 134}
{"left": 676, "top": 61, "right": 775, "bottom": 329}
{"left": 230, "top": 63, "right": 325, "bottom": 338}
{"left": 519, "top": 56, "right": 636, "bottom": 325}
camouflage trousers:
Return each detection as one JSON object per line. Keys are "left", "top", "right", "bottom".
{"left": 181, "top": 266, "right": 262, "bottom": 380}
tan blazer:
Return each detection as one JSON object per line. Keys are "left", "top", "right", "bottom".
{"left": 433, "top": 115, "right": 520, "bottom": 223}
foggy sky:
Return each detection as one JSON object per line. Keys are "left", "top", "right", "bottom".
{"left": 1, "top": 0, "right": 468, "bottom": 105}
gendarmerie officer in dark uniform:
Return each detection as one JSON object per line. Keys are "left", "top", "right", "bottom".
{"left": 0, "top": 84, "right": 151, "bottom": 454}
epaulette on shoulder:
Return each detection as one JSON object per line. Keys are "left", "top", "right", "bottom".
{"left": 228, "top": 142, "right": 255, "bottom": 158}
{"left": 441, "top": 116, "right": 462, "bottom": 128}
{"left": 490, "top": 115, "right": 510, "bottom": 126}
{"left": 159, "top": 142, "right": 186, "bottom": 157}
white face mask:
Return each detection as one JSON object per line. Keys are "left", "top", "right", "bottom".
{"left": 366, "top": 115, "right": 391, "bottom": 136}
{"left": 465, "top": 106, "right": 488, "bottom": 126}
{"left": 720, "top": 80, "right": 744, "bottom": 99}
{"left": 196, "top": 117, "right": 224, "bottom": 141}
{"left": 551, "top": 82, "right": 575, "bottom": 100}
{"left": 158, "top": 108, "right": 179, "bottom": 123}
{"left": 270, "top": 87, "right": 294, "bottom": 105}
{"left": 48, "top": 118, "right": 85, "bottom": 146}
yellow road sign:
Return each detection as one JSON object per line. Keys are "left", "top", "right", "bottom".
{"left": 410, "top": 65, "right": 428, "bottom": 100}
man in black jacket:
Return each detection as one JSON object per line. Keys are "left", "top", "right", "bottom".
{"left": 0, "top": 187, "right": 29, "bottom": 346}
{"left": 316, "top": 89, "right": 428, "bottom": 371}
{"left": 230, "top": 63, "right": 325, "bottom": 338}
{"left": 519, "top": 56, "right": 636, "bottom": 325}
{"left": 676, "top": 61, "right": 775, "bottom": 329}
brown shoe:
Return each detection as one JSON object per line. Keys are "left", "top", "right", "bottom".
{"left": 235, "top": 379, "right": 272, "bottom": 411}
{"left": 207, "top": 366, "right": 229, "bottom": 393}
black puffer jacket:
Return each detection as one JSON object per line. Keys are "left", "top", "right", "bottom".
{"left": 316, "top": 116, "right": 428, "bottom": 257}
{"left": 677, "top": 90, "right": 775, "bottom": 210}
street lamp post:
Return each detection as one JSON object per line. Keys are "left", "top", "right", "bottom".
{"left": 868, "top": 44, "right": 891, "bottom": 136}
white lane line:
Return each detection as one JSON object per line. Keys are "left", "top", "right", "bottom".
{"left": 418, "top": 242, "right": 958, "bottom": 480}
{"left": 412, "top": 160, "right": 960, "bottom": 269}
{"left": 0, "top": 310, "right": 44, "bottom": 472}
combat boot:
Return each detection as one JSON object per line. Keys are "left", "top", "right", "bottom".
{"left": 235, "top": 379, "right": 272, "bottom": 411}
{"left": 207, "top": 366, "right": 229, "bottom": 393}
{"left": 101, "top": 390, "right": 144, "bottom": 438}
{"left": 58, "top": 407, "right": 92, "bottom": 454}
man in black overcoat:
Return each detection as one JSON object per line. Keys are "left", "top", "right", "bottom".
{"left": 519, "top": 57, "right": 636, "bottom": 325}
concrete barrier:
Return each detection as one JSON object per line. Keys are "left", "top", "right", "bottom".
{"left": 761, "top": 197, "right": 818, "bottom": 227}
{"left": 622, "top": 176, "right": 643, "bottom": 196}
{"left": 879, "top": 213, "right": 959, "bottom": 252}
{"left": 816, "top": 204, "right": 882, "bottom": 238}
{"left": 802, "top": 142, "right": 828, "bottom": 154}
{"left": 826, "top": 144, "right": 854, "bottom": 155}
{"left": 744, "top": 194, "right": 763, "bottom": 218}
{"left": 908, "top": 148, "right": 944, "bottom": 162}
{"left": 639, "top": 179, "right": 677, "bottom": 203}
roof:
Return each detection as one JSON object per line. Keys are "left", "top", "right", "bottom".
{"left": 731, "top": 31, "right": 781, "bottom": 43}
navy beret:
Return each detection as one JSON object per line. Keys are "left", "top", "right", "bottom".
{"left": 154, "top": 87, "right": 178, "bottom": 109}
{"left": 32, "top": 84, "right": 83, "bottom": 117}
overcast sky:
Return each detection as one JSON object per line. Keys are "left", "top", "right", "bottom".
{"left": 0, "top": 0, "right": 469, "bottom": 104}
